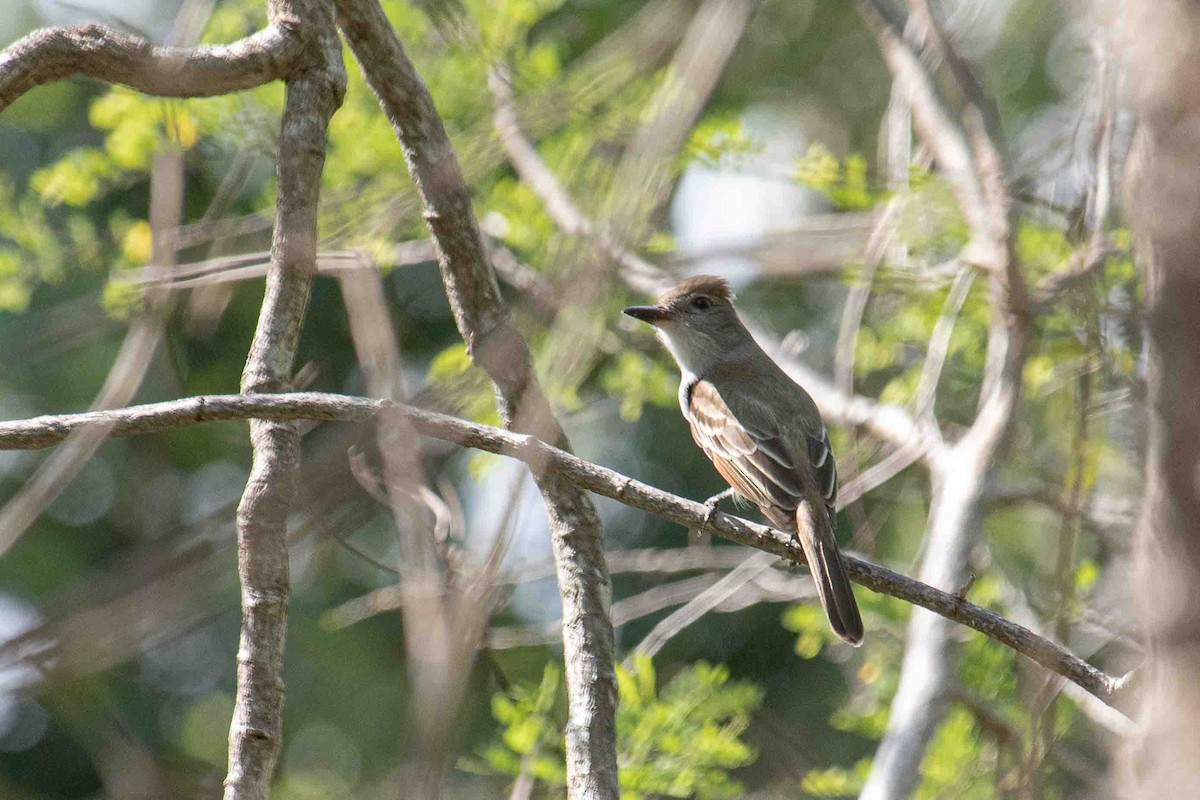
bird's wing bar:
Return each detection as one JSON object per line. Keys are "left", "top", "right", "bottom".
{"left": 686, "top": 379, "right": 802, "bottom": 511}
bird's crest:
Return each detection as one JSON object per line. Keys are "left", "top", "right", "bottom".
{"left": 659, "top": 275, "right": 734, "bottom": 305}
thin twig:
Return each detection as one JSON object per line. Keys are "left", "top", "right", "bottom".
{"left": 0, "top": 145, "right": 186, "bottom": 558}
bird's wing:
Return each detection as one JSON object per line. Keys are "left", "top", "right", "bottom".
{"left": 685, "top": 379, "right": 805, "bottom": 513}
{"left": 688, "top": 379, "right": 859, "bottom": 644}
{"left": 805, "top": 423, "right": 839, "bottom": 515}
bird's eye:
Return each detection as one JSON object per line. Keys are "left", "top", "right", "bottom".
{"left": 692, "top": 296, "right": 713, "bottom": 311}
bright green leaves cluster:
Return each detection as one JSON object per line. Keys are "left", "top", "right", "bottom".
{"left": 599, "top": 351, "right": 676, "bottom": 421}
{"left": 31, "top": 85, "right": 251, "bottom": 210}
{"left": 0, "top": 178, "right": 104, "bottom": 311}
{"left": 792, "top": 143, "right": 878, "bottom": 211}
{"left": 618, "top": 655, "right": 761, "bottom": 800}
{"left": 684, "top": 115, "right": 757, "bottom": 169}
{"left": 30, "top": 148, "right": 114, "bottom": 208}
{"left": 465, "top": 661, "right": 568, "bottom": 785}
{"left": 426, "top": 343, "right": 501, "bottom": 426}
{"left": 800, "top": 760, "right": 872, "bottom": 798}
{"left": 916, "top": 706, "right": 1000, "bottom": 800}
{"left": 467, "top": 655, "right": 762, "bottom": 799}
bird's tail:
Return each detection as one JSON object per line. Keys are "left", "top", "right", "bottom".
{"left": 796, "top": 502, "right": 863, "bottom": 646}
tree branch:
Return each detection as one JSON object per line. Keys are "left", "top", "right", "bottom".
{"left": 333, "top": 3, "right": 618, "bottom": 797}
{"left": 0, "top": 22, "right": 303, "bottom": 112}
{"left": 223, "top": 2, "right": 345, "bottom": 797}
{"left": 0, "top": 391, "right": 1128, "bottom": 705}
{"left": 855, "top": 4, "right": 1030, "bottom": 796}
{"left": 855, "top": 0, "right": 992, "bottom": 264}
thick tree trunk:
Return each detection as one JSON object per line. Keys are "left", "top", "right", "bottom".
{"left": 1122, "top": 1, "right": 1200, "bottom": 787}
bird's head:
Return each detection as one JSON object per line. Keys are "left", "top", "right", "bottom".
{"left": 623, "top": 275, "right": 748, "bottom": 376}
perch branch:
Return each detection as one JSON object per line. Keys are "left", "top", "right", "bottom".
{"left": 0, "top": 391, "right": 1129, "bottom": 705}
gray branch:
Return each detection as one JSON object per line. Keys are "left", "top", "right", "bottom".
{"left": 0, "top": 391, "right": 1129, "bottom": 706}
{"left": 222, "top": 1, "right": 345, "bottom": 798}
{"left": 854, "top": 4, "right": 1032, "bottom": 797}
{"left": 333, "top": 2, "right": 618, "bottom": 797}
{"left": 0, "top": 22, "right": 303, "bottom": 112}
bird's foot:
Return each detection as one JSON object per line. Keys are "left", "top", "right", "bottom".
{"left": 699, "top": 488, "right": 738, "bottom": 535}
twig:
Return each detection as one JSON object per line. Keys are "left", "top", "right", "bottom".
{"left": 0, "top": 391, "right": 1129, "bottom": 705}
{"left": 0, "top": 144, "right": 188, "bottom": 559}
{"left": 634, "top": 551, "right": 776, "bottom": 658}
{"left": 327, "top": 546, "right": 761, "bottom": 627}
{"left": 912, "top": 264, "right": 974, "bottom": 418}
{"left": 488, "top": 62, "right": 668, "bottom": 296}
{"left": 490, "top": 572, "right": 723, "bottom": 650}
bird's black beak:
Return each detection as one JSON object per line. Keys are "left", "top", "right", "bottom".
{"left": 623, "top": 305, "right": 672, "bottom": 325}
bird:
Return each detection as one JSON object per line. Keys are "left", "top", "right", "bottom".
{"left": 623, "top": 275, "right": 863, "bottom": 645}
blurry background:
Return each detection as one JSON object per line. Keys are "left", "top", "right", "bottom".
{"left": 0, "top": 0, "right": 1140, "bottom": 797}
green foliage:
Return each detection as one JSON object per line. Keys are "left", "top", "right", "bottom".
{"left": 0, "top": 177, "right": 105, "bottom": 311}
{"left": 792, "top": 143, "right": 879, "bottom": 210}
{"left": 801, "top": 759, "right": 871, "bottom": 797}
{"left": 783, "top": 564, "right": 1097, "bottom": 798}
{"left": 684, "top": 115, "right": 758, "bottom": 168}
{"left": 426, "top": 343, "right": 501, "bottom": 426}
{"left": 0, "top": 0, "right": 1135, "bottom": 795}
{"left": 466, "top": 655, "right": 762, "bottom": 799}
{"left": 781, "top": 603, "right": 838, "bottom": 659}
{"left": 599, "top": 350, "right": 676, "bottom": 421}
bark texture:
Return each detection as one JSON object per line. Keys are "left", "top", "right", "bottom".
{"left": 224, "top": 1, "right": 345, "bottom": 798}
{"left": 0, "top": 22, "right": 302, "bottom": 112}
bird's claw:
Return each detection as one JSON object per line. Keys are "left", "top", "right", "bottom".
{"left": 699, "top": 488, "right": 737, "bottom": 535}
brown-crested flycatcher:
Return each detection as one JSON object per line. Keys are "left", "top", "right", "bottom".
{"left": 624, "top": 275, "right": 864, "bottom": 645}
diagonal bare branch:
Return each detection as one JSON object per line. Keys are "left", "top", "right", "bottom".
{"left": 334, "top": 2, "right": 618, "bottom": 797}
{"left": 0, "top": 390, "right": 1132, "bottom": 707}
